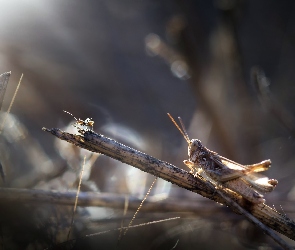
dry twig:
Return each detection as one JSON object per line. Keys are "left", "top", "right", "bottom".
{"left": 0, "top": 186, "right": 289, "bottom": 247}
{"left": 42, "top": 127, "right": 295, "bottom": 248}
{"left": 0, "top": 187, "right": 219, "bottom": 213}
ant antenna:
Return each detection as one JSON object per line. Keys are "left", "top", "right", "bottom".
{"left": 167, "top": 113, "right": 190, "bottom": 144}
{"left": 63, "top": 110, "right": 78, "bottom": 121}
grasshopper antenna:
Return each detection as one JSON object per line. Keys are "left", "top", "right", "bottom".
{"left": 167, "top": 113, "right": 190, "bottom": 144}
{"left": 178, "top": 116, "right": 190, "bottom": 143}
{"left": 63, "top": 110, "right": 78, "bottom": 121}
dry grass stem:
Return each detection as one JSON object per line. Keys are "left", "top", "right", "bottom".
{"left": 87, "top": 217, "right": 180, "bottom": 237}
{"left": 123, "top": 177, "right": 158, "bottom": 236}
{"left": 49, "top": 217, "right": 180, "bottom": 249}
{"left": 67, "top": 155, "right": 86, "bottom": 240}
{"left": 118, "top": 195, "right": 129, "bottom": 242}
{"left": 0, "top": 73, "right": 23, "bottom": 133}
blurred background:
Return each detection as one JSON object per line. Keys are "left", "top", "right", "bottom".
{"left": 0, "top": 0, "right": 295, "bottom": 249}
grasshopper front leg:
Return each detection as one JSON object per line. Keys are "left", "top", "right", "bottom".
{"left": 184, "top": 159, "right": 204, "bottom": 177}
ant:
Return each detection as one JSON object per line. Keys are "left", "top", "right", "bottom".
{"left": 63, "top": 110, "right": 94, "bottom": 133}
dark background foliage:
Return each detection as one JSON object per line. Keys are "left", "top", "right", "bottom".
{"left": 0, "top": 0, "right": 295, "bottom": 249}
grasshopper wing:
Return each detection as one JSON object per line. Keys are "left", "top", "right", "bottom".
{"left": 206, "top": 154, "right": 248, "bottom": 182}
{"left": 213, "top": 156, "right": 272, "bottom": 181}
{"left": 217, "top": 157, "right": 276, "bottom": 193}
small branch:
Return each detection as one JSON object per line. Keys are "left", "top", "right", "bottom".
{"left": 42, "top": 127, "right": 295, "bottom": 245}
{"left": 0, "top": 187, "right": 219, "bottom": 214}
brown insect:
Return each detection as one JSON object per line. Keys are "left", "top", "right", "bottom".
{"left": 168, "top": 113, "right": 278, "bottom": 204}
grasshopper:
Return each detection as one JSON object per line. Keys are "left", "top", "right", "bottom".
{"left": 168, "top": 113, "right": 278, "bottom": 204}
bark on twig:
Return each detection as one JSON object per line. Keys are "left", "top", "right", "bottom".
{"left": 43, "top": 127, "right": 295, "bottom": 248}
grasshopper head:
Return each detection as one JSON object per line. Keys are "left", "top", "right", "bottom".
{"left": 188, "top": 139, "right": 205, "bottom": 163}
